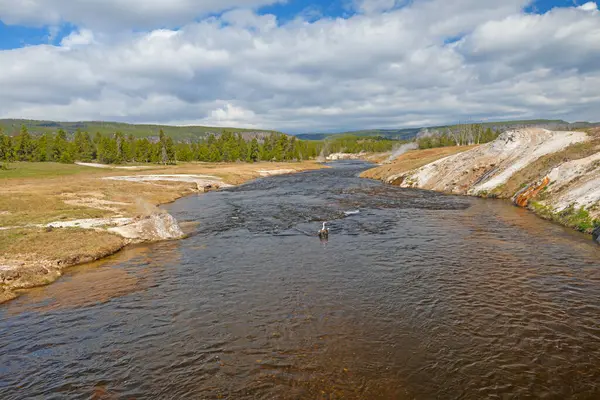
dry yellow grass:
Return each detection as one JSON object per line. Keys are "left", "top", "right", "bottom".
{"left": 360, "top": 146, "right": 477, "bottom": 181}
{"left": 0, "top": 228, "right": 126, "bottom": 264}
{"left": 1, "top": 161, "right": 323, "bottom": 226}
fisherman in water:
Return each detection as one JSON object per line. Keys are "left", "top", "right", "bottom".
{"left": 318, "top": 222, "right": 329, "bottom": 240}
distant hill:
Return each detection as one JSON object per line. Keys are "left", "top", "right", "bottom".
{"left": 0, "top": 119, "right": 284, "bottom": 142}
{"left": 296, "top": 128, "right": 420, "bottom": 141}
{"left": 3, "top": 118, "right": 597, "bottom": 143}
{"left": 296, "top": 119, "right": 596, "bottom": 141}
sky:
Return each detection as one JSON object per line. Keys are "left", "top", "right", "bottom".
{"left": 0, "top": 0, "right": 599, "bottom": 133}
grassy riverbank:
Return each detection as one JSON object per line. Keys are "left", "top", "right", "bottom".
{"left": 0, "top": 161, "right": 324, "bottom": 303}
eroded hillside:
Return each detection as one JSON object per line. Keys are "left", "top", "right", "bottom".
{"left": 363, "top": 128, "right": 600, "bottom": 240}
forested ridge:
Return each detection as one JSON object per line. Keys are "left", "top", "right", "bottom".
{"left": 0, "top": 126, "right": 322, "bottom": 164}
{"left": 0, "top": 119, "right": 281, "bottom": 142}
{"left": 322, "top": 135, "right": 397, "bottom": 154}
{"left": 0, "top": 126, "right": 398, "bottom": 165}
{"left": 417, "top": 124, "right": 500, "bottom": 149}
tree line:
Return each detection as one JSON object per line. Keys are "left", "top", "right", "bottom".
{"left": 0, "top": 126, "right": 323, "bottom": 165}
{"left": 0, "top": 126, "right": 405, "bottom": 166}
{"left": 322, "top": 135, "right": 397, "bottom": 155}
{"left": 417, "top": 124, "right": 500, "bottom": 149}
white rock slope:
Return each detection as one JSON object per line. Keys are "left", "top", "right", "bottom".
{"left": 545, "top": 152, "right": 600, "bottom": 212}
{"left": 395, "top": 129, "right": 590, "bottom": 195}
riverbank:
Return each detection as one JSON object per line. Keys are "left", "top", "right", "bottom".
{"left": 0, "top": 161, "right": 324, "bottom": 303}
{"left": 324, "top": 151, "right": 390, "bottom": 163}
{"left": 362, "top": 128, "right": 600, "bottom": 242}
{"left": 4, "top": 159, "right": 599, "bottom": 399}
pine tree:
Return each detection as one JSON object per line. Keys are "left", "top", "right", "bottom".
{"left": 158, "top": 129, "right": 171, "bottom": 164}
{"left": 150, "top": 141, "right": 161, "bottom": 163}
{"left": 273, "top": 134, "right": 287, "bottom": 161}
{"left": 113, "top": 132, "right": 125, "bottom": 163}
{"left": 92, "top": 132, "right": 102, "bottom": 160}
{"left": 261, "top": 134, "right": 276, "bottom": 161}
{"left": 97, "top": 135, "right": 118, "bottom": 164}
{"left": 237, "top": 133, "right": 247, "bottom": 162}
{"left": 35, "top": 134, "right": 50, "bottom": 161}
{"left": 15, "top": 125, "right": 34, "bottom": 161}
{"left": 0, "top": 130, "right": 14, "bottom": 162}
{"left": 125, "top": 134, "right": 136, "bottom": 162}
{"left": 74, "top": 130, "right": 94, "bottom": 161}
{"left": 288, "top": 136, "right": 299, "bottom": 160}
{"left": 195, "top": 143, "right": 210, "bottom": 161}
{"left": 208, "top": 143, "right": 221, "bottom": 162}
{"left": 59, "top": 142, "right": 75, "bottom": 164}
{"left": 247, "top": 138, "right": 260, "bottom": 162}
{"left": 165, "top": 136, "right": 175, "bottom": 164}
{"left": 175, "top": 143, "right": 193, "bottom": 161}
{"left": 135, "top": 138, "right": 152, "bottom": 162}
{"left": 207, "top": 134, "right": 217, "bottom": 147}
{"left": 52, "top": 129, "right": 68, "bottom": 161}
{"left": 223, "top": 132, "right": 240, "bottom": 161}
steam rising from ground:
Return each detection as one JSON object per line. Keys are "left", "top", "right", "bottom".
{"left": 109, "top": 199, "right": 184, "bottom": 241}
{"left": 385, "top": 142, "right": 419, "bottom": 163}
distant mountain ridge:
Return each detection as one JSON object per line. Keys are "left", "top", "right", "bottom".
{"left": 296, "top": 119, "right": 599, "bottom": 141}
{"left": 2, "top": 118, "right": 598, "bottom": 143}
{"left": 296, "top": 128, "right": 421, "bottom": 141}
{"left": 0, "top": 119, "right": 284, "bottom": 142}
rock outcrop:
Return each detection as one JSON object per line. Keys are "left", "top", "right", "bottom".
{"left": 544, "top": 152, "right": 600, "bottom": 212}
{"left": 325, "top": 152, "right": 367, "bottom": 161}
{"left": 366, "top": 128, "right": 600, "bottom": 240}
{"left": 391, "top": 129, "right": 588, "bottom": 194}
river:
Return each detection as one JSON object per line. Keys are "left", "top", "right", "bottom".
{"left": 1, "top": 161, "right": 600, "bottom": 399}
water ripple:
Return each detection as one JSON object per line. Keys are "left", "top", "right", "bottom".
{"left": 1, "top": 162, "right": 599, "bottom": 399}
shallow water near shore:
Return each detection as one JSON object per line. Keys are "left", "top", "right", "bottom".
{"left": 1, "top": 161, "right": 600, "bottom": 399}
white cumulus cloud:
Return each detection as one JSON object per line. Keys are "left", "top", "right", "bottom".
{"left": 1, "top": 0, "right": 600, "bottom": 132}
{"left": 579, "top": 2, "right": 598, "bottom": 12}
{"left": 0, "top": 0, "right": 284, "bottom": 30}
{"left": 60, "top": 29, "right": 96, "bottom": 47}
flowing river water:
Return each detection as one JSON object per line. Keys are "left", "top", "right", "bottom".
{"left": 1, "top": 162, "right": 600, "bottom": 399}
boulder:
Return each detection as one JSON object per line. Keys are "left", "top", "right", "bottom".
{"left": 593, "top": 226, "right": 600, "bottom": 244}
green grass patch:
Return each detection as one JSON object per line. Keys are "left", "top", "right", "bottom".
{"left": 0, "top": 162, "right": 106, "bottom": 180}
{"left": 530, "top": 202, "right": 599, "bottom": 233}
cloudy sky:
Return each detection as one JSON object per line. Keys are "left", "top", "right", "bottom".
{"left": 0, "top": 0, "right": 599, "bottom": 133}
